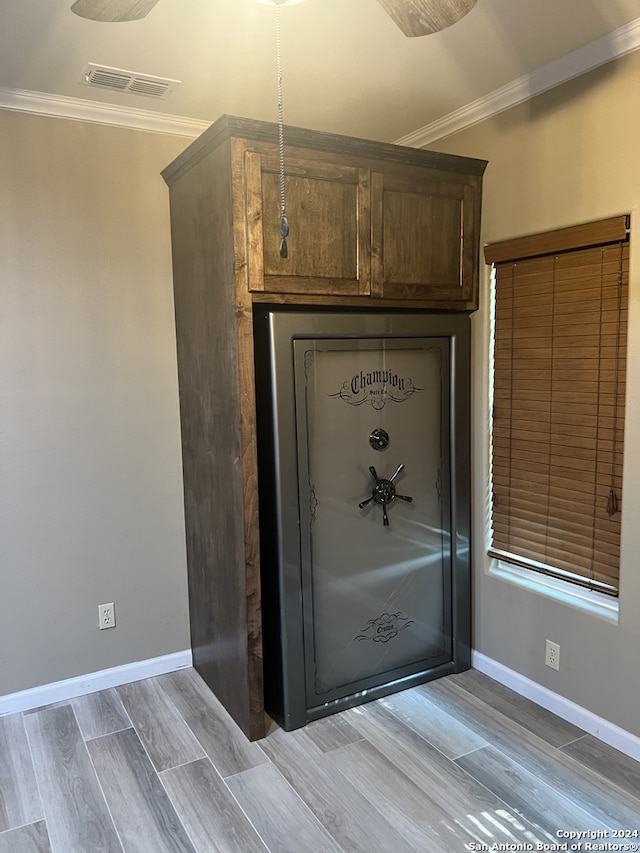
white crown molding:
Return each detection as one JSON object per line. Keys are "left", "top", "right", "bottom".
{"left": 472, "top": 651, "right": 640, "bottom": 763}
{"left": 2, "top": 16, "right": 640, "bottom": 142}
{"left": 0, "top": 649, "right": 192, "bottom": 716}
{"left": 396, "top": 16, "right": 640, "bottom": 147}
{"left": 0, "top": 86, "right": 210, "bottom": 138}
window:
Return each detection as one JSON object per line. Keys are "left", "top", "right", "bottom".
{"left": 485, "top": 216, "right": 629, "bottom": 597}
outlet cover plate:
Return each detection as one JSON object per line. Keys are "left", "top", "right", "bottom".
{"left": 98, "top": 602, "right": 116, "bottom": 630}
{"left": 545, "top": 639, "right": 560, "bottom": 670}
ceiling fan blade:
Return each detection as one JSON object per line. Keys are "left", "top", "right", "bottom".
{"left": 71, "top": 0, "right": 161, "bottom": 22}
{"left": 376, "top": 0, "right": 478, "bottom": 37}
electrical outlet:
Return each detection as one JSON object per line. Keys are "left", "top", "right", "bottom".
{"left": 545, "top": 639, "right": 560, "bottom": 671}
{"left": 98, "top": 602, "right": 116, "bottom": 630}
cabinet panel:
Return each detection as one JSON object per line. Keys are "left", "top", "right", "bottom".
{"left": 245, "top": 151, "right": 371, "bottom": 296}
{"left": 371, "top": 171, "right": 478, "bottom": 305}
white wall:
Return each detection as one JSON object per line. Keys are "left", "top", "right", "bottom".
{"left": 0, "top": 110, "right": 191, "bottom": 696}
{"left": 432, "top": 52, "right": 640, "bottom": 736}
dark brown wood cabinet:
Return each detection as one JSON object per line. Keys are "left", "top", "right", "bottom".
{"left": 162, "top": 116, "right": 486, "bottom": 740}
{"left": 240, "top": 132, "right": 484, "bottom": 307}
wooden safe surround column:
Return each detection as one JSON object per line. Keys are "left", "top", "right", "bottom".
{"left": 162, "top": 115, "right": 486, "bottom": 740}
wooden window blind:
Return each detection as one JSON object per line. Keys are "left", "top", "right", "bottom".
{"left": 485, "top": 216, "right": 629, "bottom": 596}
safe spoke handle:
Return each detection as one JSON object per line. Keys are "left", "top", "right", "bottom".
{"left": 358, "top": 464, "right": 413, "bottom": 526}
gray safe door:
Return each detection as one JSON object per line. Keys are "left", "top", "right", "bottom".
{"left": 258, "top": 312, "right": 470, "bottom": 730}
{"left": 296, "top": 338, "right": 450, "bottom": 703}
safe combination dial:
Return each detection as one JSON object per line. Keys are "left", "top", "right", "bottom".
{"left": 358, "top": 464, "right": 413, "bottom": 527}
{"left": 369, "top": 428, "right": 390, "bottom": 451}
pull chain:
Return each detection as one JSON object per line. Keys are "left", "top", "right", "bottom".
{"left": 275, "top": 5, "right": 289, "bottom": 258}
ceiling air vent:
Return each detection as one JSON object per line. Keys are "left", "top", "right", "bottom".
{"left": 81, "top": 63, "right": 180, "bottom": 100}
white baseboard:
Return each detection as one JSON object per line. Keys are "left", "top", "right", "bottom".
{"left": 5, "top": 648, "right": 639, "bottom": 764}
{"left": 0, "top": 650, "right": 193, "bottom": 716}
{"left": 472, "top": 651, "right": 640, "bottom": 763}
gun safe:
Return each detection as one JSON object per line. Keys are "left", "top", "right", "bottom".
{"left": 254, "top": 309, "right": 470, "bottom": 730}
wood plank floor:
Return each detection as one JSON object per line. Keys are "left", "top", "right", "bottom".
{"left": 1, "top": 668, "right": 638, "bottom": 852}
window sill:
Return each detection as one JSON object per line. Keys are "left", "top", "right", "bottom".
{"left": 488, "top": 559, "right": 619, "bottom": 624}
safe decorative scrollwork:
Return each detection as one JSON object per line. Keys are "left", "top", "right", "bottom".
{"left": 355, "top": 611, "right": 415, "bottom": 643}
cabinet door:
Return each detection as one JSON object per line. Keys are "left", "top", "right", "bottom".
{"left": 371, "top": 170, "right": 479, "bottom": 306}
{"left": 245, "top": 151, "right": 371, "bottom": 296}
